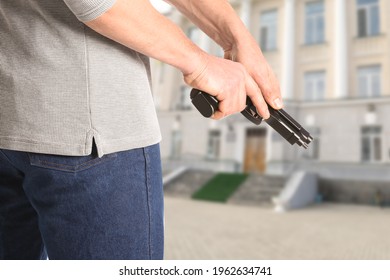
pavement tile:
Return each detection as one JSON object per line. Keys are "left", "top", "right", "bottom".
{"left": 164, "top": 197, "right": 390, "bottom": 260}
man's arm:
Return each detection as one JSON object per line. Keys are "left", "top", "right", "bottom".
{"left": 77, "top": 0, "right": 271, "bottom": 119}
{"left": 166, "top": 0, "right": 283, "bottom": 111}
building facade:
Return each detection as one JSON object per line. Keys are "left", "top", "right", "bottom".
{"left": 151, "top": 0, "right": 390, "bottom": 181}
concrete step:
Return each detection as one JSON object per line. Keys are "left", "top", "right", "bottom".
{"left": 228, "top": 174, "right": 286, "bottom": 206}
{"left": 164, "top": 170, "right": 286, "bottom": 207}
{"left": 163, "top": 169, "right": 215, "bottom": 198}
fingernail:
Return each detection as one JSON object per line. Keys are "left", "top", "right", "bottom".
{"left": 273, "top": 98, "right": 283, "bottom": 109}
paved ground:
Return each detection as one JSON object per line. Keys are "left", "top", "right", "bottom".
{"left": 164, "top": 197, "right": 390, "bottom": 260}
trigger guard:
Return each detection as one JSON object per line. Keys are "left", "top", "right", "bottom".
{"left": 241, "top": 98, "right": 263, "bottom": 125}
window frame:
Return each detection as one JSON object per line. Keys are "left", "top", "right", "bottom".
{"left": 357, "top": 65, "right": 381, "bottom": 98}
{"left": 259, "top": 9, "right": 278, "bottom": 51}
{"left": 361, "top": 125, "right": 382, "bottom": 163}
{"left": 304, "top": 70, "right": 326, "bottom": 101}
{"left": 206, "top": 130, "right": 221, "bottom": 160}
{"left": 175, "top": 86, "right": 193, "bottom": 111}
{"left": 170, "top": 130, "right": 182, "bottom": 159}
{"left": 304, "top": 1, "right": 325, "bottom": 45}
{"left": 356, "top": 0, "right": 380, "bottom": 37}
{"left": 302, "top": 127, "right": 321, "bottom": 160}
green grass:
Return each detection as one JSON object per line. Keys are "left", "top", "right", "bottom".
{"left": 192, "top": 173, "right": 248, "bottom": 203}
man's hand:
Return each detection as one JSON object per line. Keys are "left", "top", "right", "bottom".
{"left": 184, "top": 54, "right": 270, "bottom": 119}
{"left": 83, "top": 0, "right": 280, "bottom": 120}
{"left": 224, "top": 34, "right": 283, "bottom": 112}
{"left": 167, "top": 0, "right": 283, "bottom": 118}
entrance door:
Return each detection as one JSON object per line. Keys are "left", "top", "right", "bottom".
{"left": 244, "top": 128, "right": 266, "bottom": 173}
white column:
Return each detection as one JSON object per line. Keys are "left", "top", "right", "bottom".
{"left": 240, "top": 0, "right": 252, "bottom": 27}
{"left": 282, "top": 0, "right": 295, "bottom": 99}
{"left": 334, "top": 0, "right": 348, "bottom": 98}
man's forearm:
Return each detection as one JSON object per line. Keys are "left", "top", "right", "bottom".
{"left": 84, "top": 0, "right": 207, "bottom": 76}
{"left": 81, "top": 0, "right": 277, "bottom": 119}
{"left": 166, "top": 0, "right": 251, "bottom": 51}
{"left": 166, "top": 0, "right": 282, "bottom": 111}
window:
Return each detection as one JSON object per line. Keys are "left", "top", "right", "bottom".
{"left": 302, "top": 127, "right": 320, "bottom": 160}
{"left": 361, "top": 126, "right": 382, "bottom": 162}
{"left": 170, "top": 130, "right": 182, "bottom": 159}
{"left": 305, "top": 1, "right": 325, "bottom": 44}
{"left": 357, "top": 65, "right": 381, "bottom": 98}
{"left": 304, "top": 71, "right": 326, "bottom": 101}
{"left": 171, "top": 116, "right": 182, "bottom": 159}
{"left": 357, "top": 0, "right": 380, "bottom": 37}
{"left": 259, "top": 10, "right": 277, "bottom": 51}
{"left": 175, "top": 86, "right": 192, "bottom": 110}
{"left": 206, "top": 130, "right": 221, "bottom": 160}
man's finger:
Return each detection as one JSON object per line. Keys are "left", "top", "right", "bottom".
{"left": 253, "top": 69, "right": 283, "bottom": 110}
{"left": 245, "top": 74, "right": 270, "bottom": 119}
{"left": 211, "top": 110, "right": 225, "bottom": 120}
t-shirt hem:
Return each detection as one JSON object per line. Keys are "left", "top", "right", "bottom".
{"left": 0, "top": 134, "right": 162, "bottom": 157}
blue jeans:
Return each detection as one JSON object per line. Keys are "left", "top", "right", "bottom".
{"left": 0, "top": 143, "right": 164, "bottom": 260}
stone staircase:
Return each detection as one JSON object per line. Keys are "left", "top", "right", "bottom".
{"left": 163, "top": 169, "right": 215, "bottom": 198}
{"left": 228, "top": 174, "right": 286, "bottom": 207}
{"left": 164, "top": 169, "right": 286, "bottom": 207}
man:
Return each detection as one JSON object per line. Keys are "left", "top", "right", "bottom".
{"left": 0, "top": 0, "right": 282, "bottom": 259}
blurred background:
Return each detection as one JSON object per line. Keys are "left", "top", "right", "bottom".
{"left": 150, "top": 0, "right": 390, "bottom": 259}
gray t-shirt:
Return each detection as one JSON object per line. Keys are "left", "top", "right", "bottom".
{"left": 0, "top": 0, "right": 161, "bottom": 157}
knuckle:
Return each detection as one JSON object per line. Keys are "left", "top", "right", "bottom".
{"left": 235, "top": 64, "right": 246, "bottom": 78}
{"left": 261, "top": 85, "right": 272, "bottom": 97}
{"left": 260, "top": 100, "right": 269, "bottom": 110}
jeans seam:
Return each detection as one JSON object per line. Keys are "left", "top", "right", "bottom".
{"left": 0, "top": 150, "right": 23, "bottom": 173}
{"left": 27, "top": 153, "right": 117, "bottom": 172}
{"left": 143, "top": 147, "right": 153, "bottom": 260}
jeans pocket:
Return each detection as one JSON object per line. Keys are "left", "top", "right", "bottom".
{"left": 28, "top": 151, "right": 117, "bottom": 173}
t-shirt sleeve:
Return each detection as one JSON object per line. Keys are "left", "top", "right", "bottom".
{"left": 62, "top": 0, "right": 117, "bottom": 22}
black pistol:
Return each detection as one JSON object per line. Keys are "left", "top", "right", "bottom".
{"left": 190, "top": 89, "right": 313, "bottom": 149}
